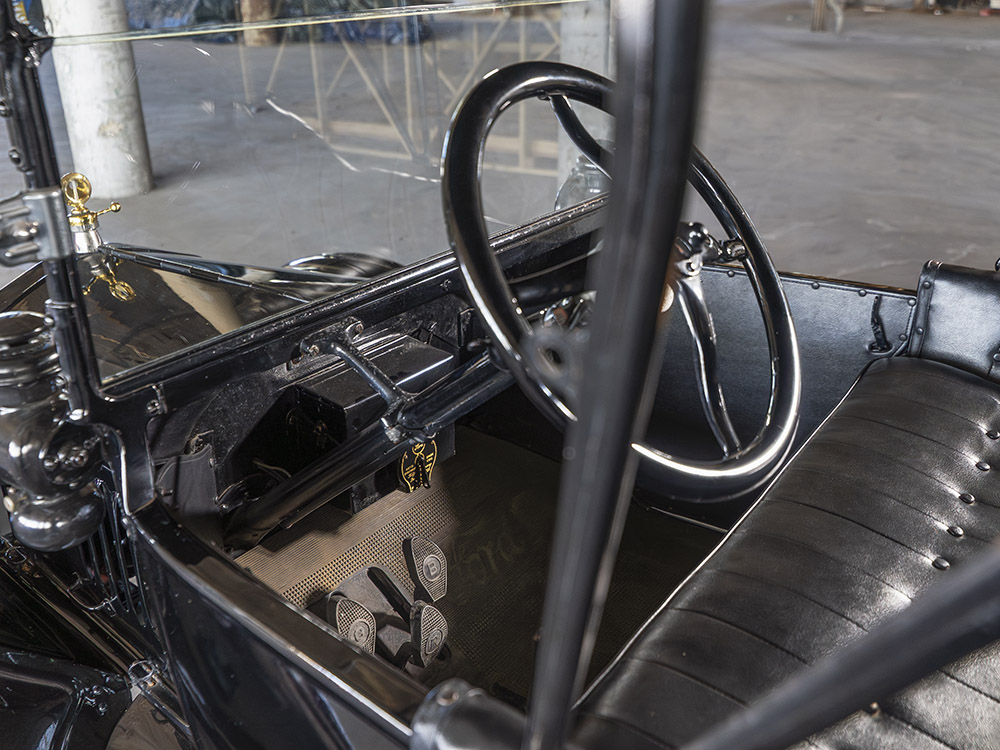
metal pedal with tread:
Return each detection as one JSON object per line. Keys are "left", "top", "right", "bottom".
{"left": 325, "top": 594, "right": 377, "bottom": 654}
{"left": 410, "top": 600, "right": 448, "bottom": 667}
{"left": 404, "top": 536, "right": 447, "bottom": 602}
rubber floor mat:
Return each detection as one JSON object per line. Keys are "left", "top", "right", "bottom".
{"left": 238, "top": 428, "right": 721, "bottom": 704}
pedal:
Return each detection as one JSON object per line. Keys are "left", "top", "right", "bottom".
{"left": 410, "top": 600, "right": 448, "bottom": 667}
{"left": 325, "top": 594, "right": 377, "bottom": 654}
{"left": 404, "top": 536, "right": 447, "bottom": 602}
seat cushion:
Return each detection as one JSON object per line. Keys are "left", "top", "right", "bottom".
{"left": 574, "top": 356, "right": 1000, "bottom": 750}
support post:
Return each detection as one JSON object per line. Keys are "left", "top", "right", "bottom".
{"left": 45, "top": 0, "right": 153, "bottom": 198}
{"left": 240, "top": 0, "right": 276, "bottom": 47}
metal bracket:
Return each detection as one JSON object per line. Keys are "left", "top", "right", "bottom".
{"left": 525, "top": 322, "right": 588, "bottom": 410}
{"left": 0, "top": 187, "right": 73, "bottom": 266}
{"left": 301, "top": 317, "right": 411, "bottom": 416}
{"left": 127, "top": 660, "right": 191, "bottom": 734}
{"left": 674, "top": 221, "right": 746, "bottom": 265}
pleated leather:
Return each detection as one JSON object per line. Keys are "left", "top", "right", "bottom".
{"left": 574, "top": 357, "right": 1000, "bottom": 750}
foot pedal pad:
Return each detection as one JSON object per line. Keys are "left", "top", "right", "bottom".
{"left": 326, "top": 595, "right": 377, "bottom": 654}
{"left": 410, "top": 600, "right": 448, "bottom": 667}
{"left": 404, "top": 536, "right": 447, "bottom": 602}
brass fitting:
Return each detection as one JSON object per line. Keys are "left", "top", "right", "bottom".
{"left": 60, "top": 172, "right": 121, "bottom": 232}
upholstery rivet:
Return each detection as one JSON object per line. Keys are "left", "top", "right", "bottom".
{"left": 899, "top": 333, "right": 908, "bottom": 342}
{"left": 811, "top": 281, "right": 820, "bottom": 289}
{"left": 864, "top": 702, "right": 880, "bottom": 715}
{"left": 907, "top": 298, "right": 917, "bottom": 307}
{"left": 947, "top": 525, "right": 964, "bottom": 538}
{"left": 727, "top": 270, "right": 736, "bottom": 278}
{"left": 932, "top": 557, "right": 950, "bottom": 570}
{"left": 959, "top": 492, "right": 975, "bottom": 505}
{"left": 977, "top": 461, "right": 991, "bottom": 471}
{"left": 916, "top": 327, "right": 924, "bottom": 335}
{"left": 986, "top": 430, "right": 999, "bottom": 440}
{"left": 993, "top": 353, "right": 1000, "bottom": 363}
{"left": 922, "top": 280, "right": 932, "bottom": 289}
{"left": 858, "top": 289, "right": 867, "bottom": 297}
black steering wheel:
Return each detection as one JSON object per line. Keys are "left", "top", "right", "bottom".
{"left": 441, "top": 61, "right": 801, "bottom": 502}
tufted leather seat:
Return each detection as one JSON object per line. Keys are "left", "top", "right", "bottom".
{"left": 574, "top": 356, "right": 1000, "bottom": 749}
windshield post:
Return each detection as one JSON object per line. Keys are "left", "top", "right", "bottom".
{"left": 0, "top": 4, "right": 103, "bottom": 413}
{"left": 523, "top": 1, "right": 707, "bottom": 749}
{"left": 0, "top": 2, "right": 59, "bottom": 189}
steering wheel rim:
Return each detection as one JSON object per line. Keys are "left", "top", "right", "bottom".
{"left": 442, "top": 61, "right": 801, "bottom": 502}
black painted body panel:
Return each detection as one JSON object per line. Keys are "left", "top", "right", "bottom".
{"left": 0, "top": 651, "right": 129, "bottom": 750}
{"left": 132, "top": 501, "right": 419, "bottom": 750}
{"left": 645, "top": 265, "right": 916, "bottom": 525}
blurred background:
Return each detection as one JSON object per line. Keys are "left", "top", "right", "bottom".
{"left": 0, "top": 0, "right": 997, "bottom": 289}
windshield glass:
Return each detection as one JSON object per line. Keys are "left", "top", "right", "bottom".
{"left": 0, "top": 1, "right": 995, "bottom": 378}
{"left": 8, "top": 0, "right": 608, "bottom": 378}
{"left": 36, "top": 0, "right": 594, "bottom": 257}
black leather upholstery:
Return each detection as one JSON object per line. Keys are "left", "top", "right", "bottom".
{"left": 909, "top": 261, "right": 1000, "bottom": 383}
{"left": 574, "top": 356, "right": 1000, "bottom": 749}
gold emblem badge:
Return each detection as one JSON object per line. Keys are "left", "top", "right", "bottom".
{"left": 399, "top": 440, "right": 437, "bottom": 492}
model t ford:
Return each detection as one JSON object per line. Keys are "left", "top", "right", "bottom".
{"left": 0, "top": 0, "right": 996, "bottom": 748}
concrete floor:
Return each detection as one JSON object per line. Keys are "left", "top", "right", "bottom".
{"left": 0, "top": 1, "right": 997, "bottom": 290}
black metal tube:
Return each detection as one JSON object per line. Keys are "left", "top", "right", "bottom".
{"left": 549, "top": 96, "right": 611, "bottom": 178}
{"left": 523, "top": 2, "right": 707, "bottom": 749}
{"left": 682, "top": 542, "right": 1000, "bottom": 750}
{"left": 42, "top": 256, "right": 103, "bottom": 417}
{"left": 0, "top": 8, "right": 59, "bottom": 190}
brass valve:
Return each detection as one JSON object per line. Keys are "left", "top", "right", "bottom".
{"left": 60, "top": 172, "right": 121, "bottom": 231}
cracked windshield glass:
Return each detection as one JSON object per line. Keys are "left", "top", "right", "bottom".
{"left": 1, "top": 0, "right": 995, "bottom": 379}
{"left": 11, "top": 0, "right": 610, "bottom": 379}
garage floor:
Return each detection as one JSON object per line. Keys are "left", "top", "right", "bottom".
{"left": 0, "top": 1, "right": 996, "bottom": 290}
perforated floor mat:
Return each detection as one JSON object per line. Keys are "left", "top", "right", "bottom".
{"left": 237, "top": 428, "right": 720, "bottom": 703}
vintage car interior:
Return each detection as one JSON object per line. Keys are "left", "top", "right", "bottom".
{"left": 0, "top": 1, "right": 998, "bottom": 749}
